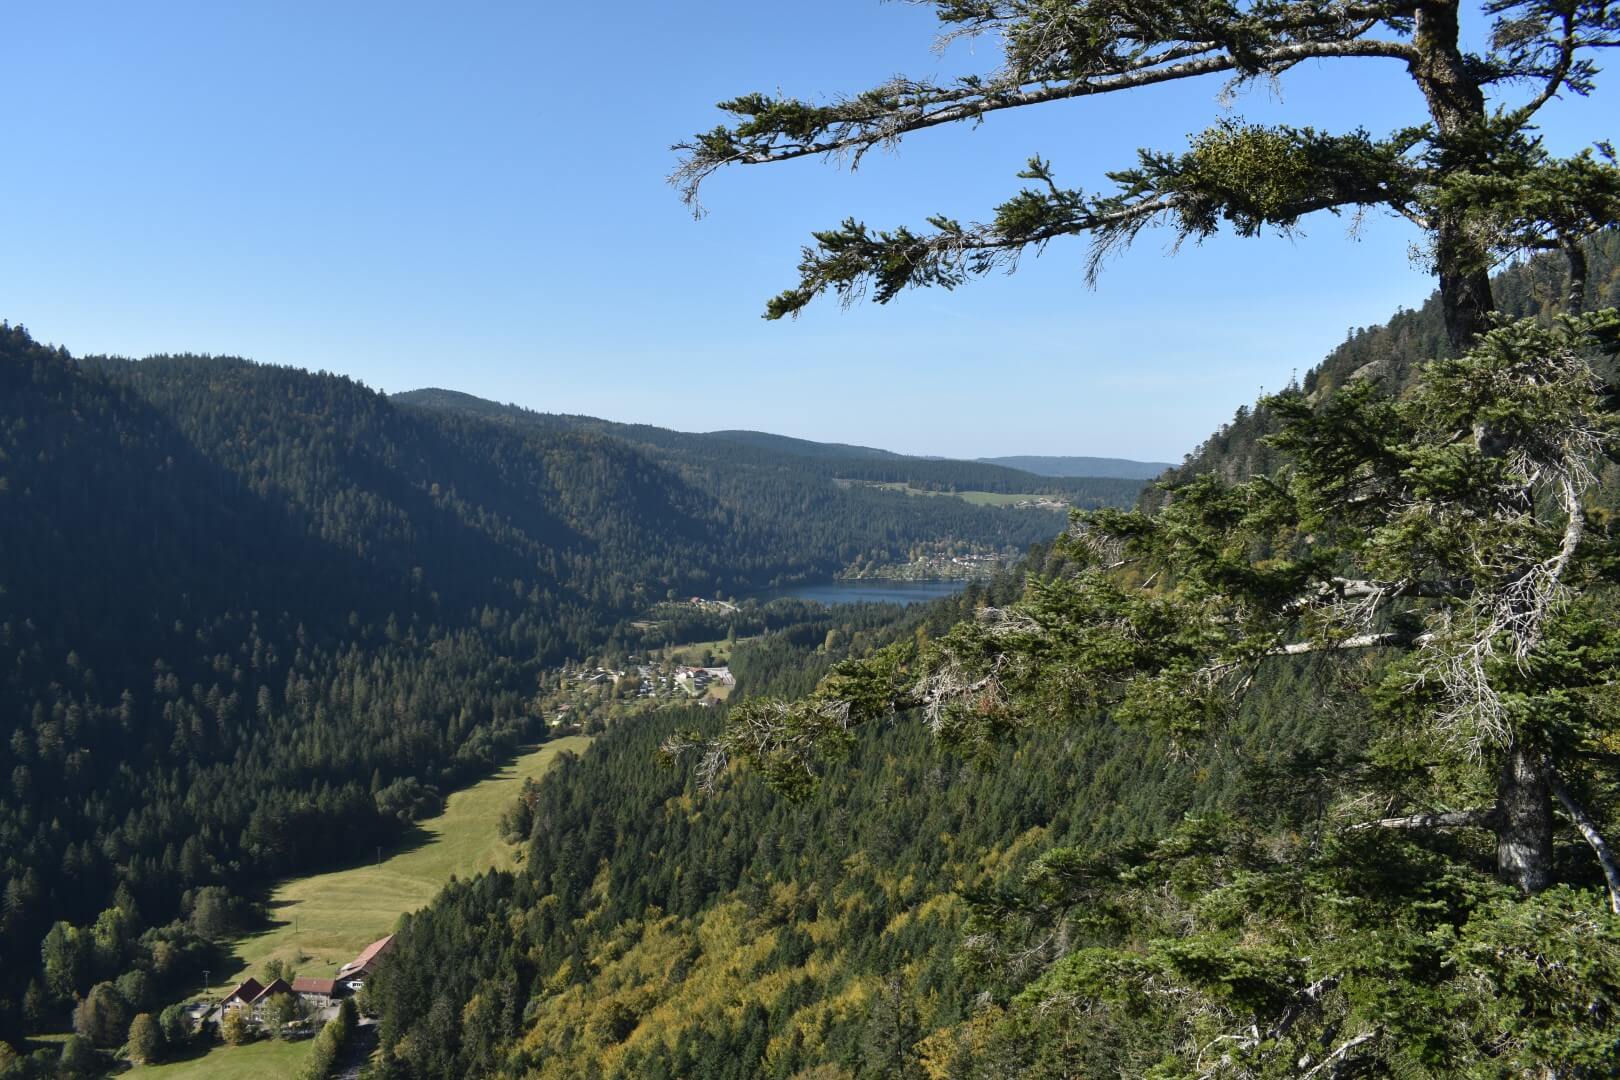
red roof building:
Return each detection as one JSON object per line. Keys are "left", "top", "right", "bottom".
{"left": 291, "top": 977, "right": 340, "bottom": 1006}
{"left": 220, "top": 977, "right": 264, "bottom": 1012}
{"left": 244, "top": 978, "right": 294, "bottom": 1022}
{"left": 337, "top": 933, "right": 395, "bottom": 983}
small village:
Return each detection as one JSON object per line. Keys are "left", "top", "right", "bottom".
{"left": 837, "top": 543, "right": 1013, "bottom": 582}
{"left": 546, "top": 654, "right": 737, "bottom": 732}
{"left": 1010, "top": 496, "right": 1069, "bottom": 511}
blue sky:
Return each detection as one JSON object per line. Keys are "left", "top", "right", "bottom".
{"left": 2, "top": 2, "right": 1612, "bottom": 462}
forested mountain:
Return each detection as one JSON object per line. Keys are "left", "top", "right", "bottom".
{"left": 369, "top": 551, "right": 1333, "bottom": 1080}
{"left": 392, "top": 389, "right": 1149, "bottom": 504}
{"left": 5, "top": 239, "right": 1614, "bottom": 1073}
{"left": 0, "top": 332, "right": 1131, "bottom": 1055}
{"left": 366, "top": 237, "right": 1620, "bottom": 1079}
{"left": 1154, "top": 232, "right": 1620, "bottom": 498}
{"left": 977, "top": 455, "right": 1172, "bottom": 479}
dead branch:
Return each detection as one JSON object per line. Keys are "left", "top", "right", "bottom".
{"left": 1545, "top": 762, "right": 1620, "bottom": 915}
{"left": 1269, "top": 631, "right": 1429, "bottom": 656}
{"left": 1299, "top": 1028, "right": 1379, "bottom": 1079}
{"left": 1350, "top": 808, "right": 1498, "bottom": 832}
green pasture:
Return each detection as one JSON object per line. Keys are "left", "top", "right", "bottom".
{"left": 134, "top": 1036, "right": 312, "bottom": 1079}
{"left": 212, "top": 735, "right": 591, "bottom": 991}
{"left": 853, "top": 480, "right": 1064, "bottom": 508}
{"left": 131, "top": 736, "right": 589, "bottom": 1078}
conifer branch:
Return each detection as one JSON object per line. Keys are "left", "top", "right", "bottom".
{"left": 673, "top": 36, "right": 1417, "bottom": 206}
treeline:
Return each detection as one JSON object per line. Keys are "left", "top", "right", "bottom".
{"left": 0, "top": 329, "right": 1094, "bottom": 1054}
{"left": 393, "top": 389, "right": 1148, "bottom": 507}
{"left": 1150, "top": 230, "right": 1620, "bottom": 500}
{"left": 365, "top": 552, "right": 1344, "bottom": 1078}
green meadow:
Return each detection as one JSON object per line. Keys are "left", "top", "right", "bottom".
{"left": 133, "top": 735, "right": 589, "bottom": 1078}
{"left": 855, "top": 480, "right": 1063, "bottom": 507}
{"left": 135, "top": 1037, "right": 313, "bottom": 1080}
{"left": 214, "top": 735, "right": 591, "bottom": 990}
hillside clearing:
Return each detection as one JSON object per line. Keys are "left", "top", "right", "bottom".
{"left": 212, "top": 735, "right": 591, "bottom": 992}
{"left": 131, "top": 737, "right": 588, "bottom": 1078}
{"left": 134, "top": 1036, "right": 313, "bottom": 1079}
{"left": 837, "top": 479, "right": 1066, "bottom": 508}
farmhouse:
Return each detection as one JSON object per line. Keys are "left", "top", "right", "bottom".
{"left": 292, "top": 976, "right": 339, "bottom": 1009}
{"left": 219, "top": 977, "right": 263, "bottom": 1016}
{"left": 337, "top": 933, "right": 395, "bottom": 990}
{"left": 243, "top": 978, "right": 293, "bottom": 1022}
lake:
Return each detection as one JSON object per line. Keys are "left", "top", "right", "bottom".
{"left": 747, "top": 579, "right": 971, "bottom": 606}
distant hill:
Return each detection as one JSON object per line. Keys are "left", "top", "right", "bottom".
{"left": 1148, "top": 230, "right": 1620, "bottom": 504}
{"left": 392, "top": 389, "right": 1152, "bottom": 504}
{"left": 0, "top": 338, "right": 1148, "bottom": 1041}
{"left": 704, "top": 429, "right": 904, "bottom": 461}
{"left": 978, "top": 454, "right": 1173, "bottom": 479}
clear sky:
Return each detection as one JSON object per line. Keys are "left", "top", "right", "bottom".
{"left": 2, "top": 2, "right": 1612, "bottom": 462}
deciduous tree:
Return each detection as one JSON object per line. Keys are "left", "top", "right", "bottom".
{"left": 125, "top": 1012, "right": 164, "bottom": 1065}
{"left": 220, "top": 1008, "right": 252, "bottom": 1046}
{"left": 71, "top": 982, "right": 127, "bottom": 1049}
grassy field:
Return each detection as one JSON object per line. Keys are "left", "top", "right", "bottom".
{"left": 214, "top": 735, "right": 592, "bottom": 990}
{"left": 131, "top": 735, "right": 590, "bottom": 1078}
{"left": 666, "top": 637, "right": 743, "bottom": 664}
{"left": 854, "top": 480, "right": 1064, "bottom": 508}
{"left": 136, "top": 1036, "right": 313, "bottom": 1079}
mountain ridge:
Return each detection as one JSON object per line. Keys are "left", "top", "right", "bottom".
{"left": 390, "top": 387, "right": 1151, "bottom": 501}
{"left": 977, "top": 454, "right": 1173, "bottom": 479}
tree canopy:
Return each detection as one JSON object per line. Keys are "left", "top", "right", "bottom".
{"left": 668, "top": 2, "right": 1620, "bottom": 1072}
{"left": 678, "top": 1, "right": 1620, "bottom": 346}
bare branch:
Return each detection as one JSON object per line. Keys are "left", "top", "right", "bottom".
{"left": 1300, "top": 1029, "right": 1379, "bottom": 1079}
{"left": 1328, "top": 577, "right": 1470, "bottom": 600}
{"left": 1269, "top": 631, "right": 1430, "bottom": 656}
{"left": 1502, "top": 8, "right": 1579, "bottom": 125}
{"left": 1351, "top": 808, "right": 1498, "bottom": 831}
{"left": 1546, "top": 762, "right": 1620, "bottom": 915}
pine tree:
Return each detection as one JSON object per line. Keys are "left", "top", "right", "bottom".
{"left": 678, "top": 1, "right": 1620, "bottom": 347}
{"left": 667, "top": 10, "right": 1620, "bottom": 1071}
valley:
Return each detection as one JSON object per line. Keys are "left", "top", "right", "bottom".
{"left": 130, "top": 736, "right": 589, "bottom": 1078}
{"left": 7, "top": 2, "right": 1620, "bottom": 1076}
{"left": 2, "top": 236, "right": 1617, "bottom": 1077}
{"left": 207, "top": 736, "right": 592, "bottom": 997}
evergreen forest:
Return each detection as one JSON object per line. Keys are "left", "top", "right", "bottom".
{"left": 0, "top": 336, "right": 1116, "bottom": 1064}
{"left": 6, "top": 2, "right": 1620, "bottom": 1076}
{"left": 358, "top": 237, "right": 1620, "bottom": 1080}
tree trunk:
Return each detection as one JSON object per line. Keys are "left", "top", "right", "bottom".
{"left": 1434, "top": 227, "right": 1495, "bottom": 348}
{"left": 1495, "top": 745, "right": 1554, "bottom": 894}
{"left": 1562, "top": 237, "right": 1589, "bottom": 315}
{"left": 1409, "top": 2, "right": 1494, "bottom": 349}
